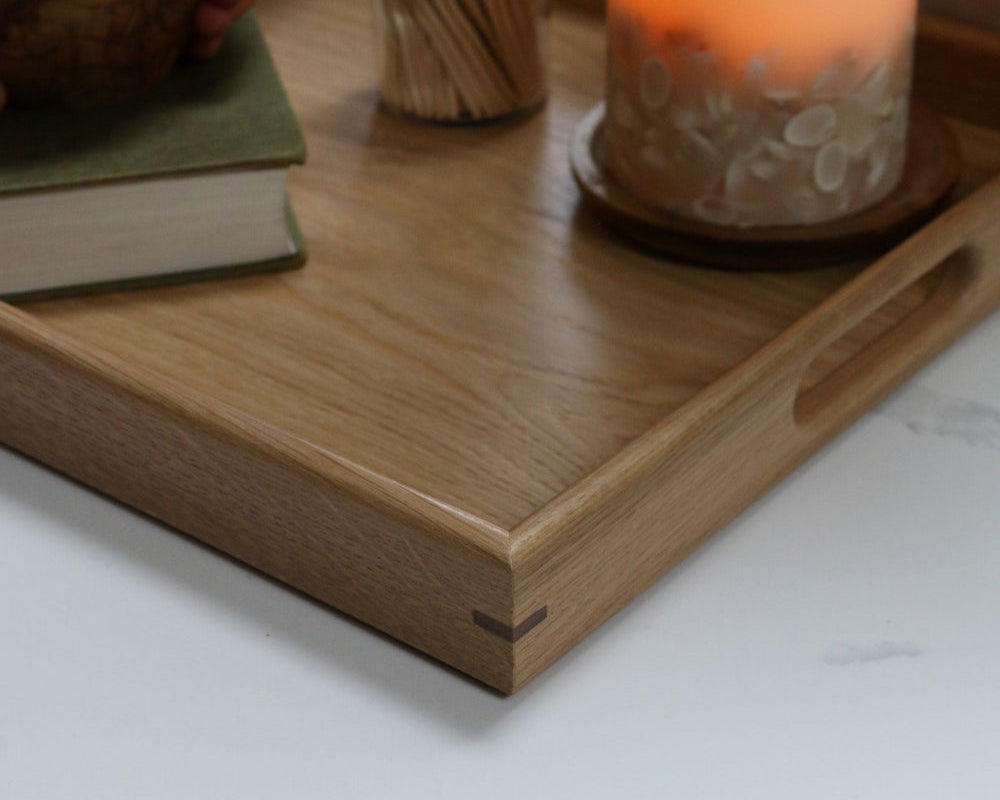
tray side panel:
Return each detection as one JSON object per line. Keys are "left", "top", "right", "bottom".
{"left": 0, "top": 308, "right": 517, "bottom": 692}
{"left": 915, "top": 16, "right": 1000, "bottom": 132}
{"left": 510, "top": 186, "right": 1000, "bottom": 690}
{"left": 922, "top": 0, "right": 1000, "bottom": 34}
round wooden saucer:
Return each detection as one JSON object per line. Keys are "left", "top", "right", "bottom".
{"left": 570, "top": 102, "right": 961, "bottom": 269}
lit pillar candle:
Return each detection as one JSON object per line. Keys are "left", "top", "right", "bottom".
{"left": 603, "top": 0, "right": 918, "bottom": 227}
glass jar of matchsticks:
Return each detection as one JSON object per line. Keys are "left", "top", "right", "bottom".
{"left": 372, "top": 0, "right": 549, "bottom": 123}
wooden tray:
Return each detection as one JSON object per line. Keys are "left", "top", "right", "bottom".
{"left": 3, "top": 1, "right": 1000, "bottom": 694}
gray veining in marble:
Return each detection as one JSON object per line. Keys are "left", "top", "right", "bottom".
{"left": 879, "top": 384, "right": 1000, "bottom": 453}
{"left": 823, "top": 641, "right": 926, "bottom": 667}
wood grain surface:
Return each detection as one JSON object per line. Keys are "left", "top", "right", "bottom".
{"left": 2, "top": 0, "right": 1000, "bottom": 692}
{"left": 15, "top": 0, "right": 869, "bottom": 529}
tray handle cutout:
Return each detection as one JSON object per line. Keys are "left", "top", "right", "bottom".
{"left": 793, "top": 178, "right": 1000, "bottom": 430}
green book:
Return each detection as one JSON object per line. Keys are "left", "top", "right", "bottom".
{"left": 0, "top": 13, "right": 307, "bottom": 301}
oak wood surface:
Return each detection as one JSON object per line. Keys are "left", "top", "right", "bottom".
{"left": 14, "top": 0, "right": 868, "bottom": 529}
{"left": 2, "top": 0, "right": 1000, "bottom": 692}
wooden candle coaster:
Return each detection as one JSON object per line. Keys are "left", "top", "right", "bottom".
{"left": 570, "top": 102, "right": 962, "bottom": 269}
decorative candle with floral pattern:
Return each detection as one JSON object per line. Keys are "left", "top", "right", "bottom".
{"left": 603, "top": 0, "right": 918, "bottom": 227}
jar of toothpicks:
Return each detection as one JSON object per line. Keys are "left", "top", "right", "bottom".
{"left": 372, "top": 0, "right": 549, "bottom": 122}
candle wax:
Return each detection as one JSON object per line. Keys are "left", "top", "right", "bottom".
{"left": 603, "top": 0, "right": 918, "bottom": 228}
{"left": 616, "top": 0, "right": 916, "bottom": 84}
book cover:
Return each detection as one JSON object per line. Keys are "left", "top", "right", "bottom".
{"left": 0, "top": 13, "right": 307, "bottom": 300}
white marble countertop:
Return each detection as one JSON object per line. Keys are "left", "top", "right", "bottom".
{"left": 3, "top": 301, "right": 1000, "bottom": 798}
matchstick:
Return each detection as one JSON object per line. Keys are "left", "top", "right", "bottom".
{"left": 373, "top": 0, "right": 547, "bottom": 121}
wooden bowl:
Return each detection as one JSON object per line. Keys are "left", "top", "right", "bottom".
{"left": 0, "top": 0, "right": 200, "bottom": 108}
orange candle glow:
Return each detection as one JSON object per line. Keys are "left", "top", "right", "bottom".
{"left": 603, "top": 0, "right": 918, "bottom": 227}
{"left": 615, "top": 0, "right": 914, "bottom": 83}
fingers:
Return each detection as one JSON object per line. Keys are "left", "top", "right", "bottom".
{"left": 187, "top": 0, "right": 256, "bottom": 61}
{"left": 194, "top": 0, "right": 256, "bottom": 37}
{"left": 186, "top": 33, "right": 225, "bottom": 61}
{"left": 208, "top": 0, "right": 257, "bottom": 12}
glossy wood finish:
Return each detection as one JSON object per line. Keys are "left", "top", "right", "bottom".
{"left": 2, "top": 1, "right": 1000, "bottom": 692}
